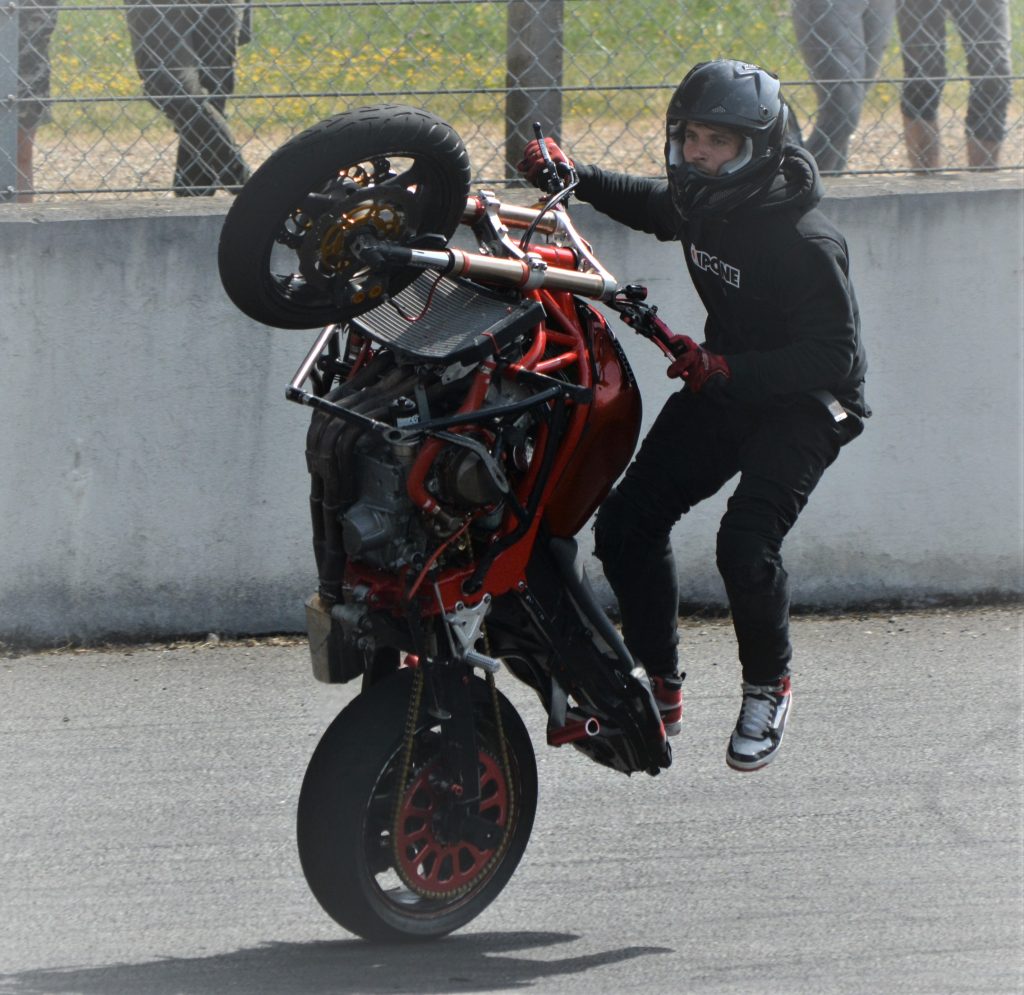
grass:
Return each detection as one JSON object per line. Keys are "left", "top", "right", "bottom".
{"left": 48, "top": 0, "right": 1021, "bottom": 118}
{"left": 30, "top": 0, "right": 1024, "bottom": 193}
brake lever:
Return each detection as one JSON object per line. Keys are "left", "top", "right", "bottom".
{"left": 519, "top": 123, "right": 579, "bottom": 251}
{"left": 532, "top": 122, "right": 573, "bottom": 196}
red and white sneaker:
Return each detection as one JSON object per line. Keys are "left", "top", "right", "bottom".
{"left": 726, "top": 676, "right": 792, "bottom": 772}
{"left": 650, "top": 675, "right": 684, "bottom": 737}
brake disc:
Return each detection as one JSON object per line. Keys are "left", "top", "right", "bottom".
{"left": 298, "top": 186, "right": 422, "bottom": 295}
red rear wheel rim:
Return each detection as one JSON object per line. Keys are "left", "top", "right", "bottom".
{"left": 395, "top": 751, "right": 508, "bottom": 894}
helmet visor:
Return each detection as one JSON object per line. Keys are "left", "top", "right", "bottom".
{"left": 666, "top": 119, "right": 754, "bottom": 178}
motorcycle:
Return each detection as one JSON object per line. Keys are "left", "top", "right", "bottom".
{"left": 218, "top": 104, "right": 685, "bottom": 942}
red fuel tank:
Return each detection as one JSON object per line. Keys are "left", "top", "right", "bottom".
{"left": 543, "top": 309, "right": 642, "bottom": 537}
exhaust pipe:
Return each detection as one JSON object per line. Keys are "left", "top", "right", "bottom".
{"left": 547, "top": 715, "right": 601, "bottom": 746}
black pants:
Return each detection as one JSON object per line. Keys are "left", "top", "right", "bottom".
{"left": 594, "top": 389, "right": 860, "bottom": 685}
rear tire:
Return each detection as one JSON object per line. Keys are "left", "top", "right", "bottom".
{"left": 297, "top": 668, "right": 537, "bottom": 941}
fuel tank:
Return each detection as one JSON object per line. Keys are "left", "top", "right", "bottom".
{"left": 543, "top": 308, "right": 641, "bottom": 537}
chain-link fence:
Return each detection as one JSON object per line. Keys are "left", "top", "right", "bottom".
{"left": 1, "top": 0, "right": 1021, "bottom": 201}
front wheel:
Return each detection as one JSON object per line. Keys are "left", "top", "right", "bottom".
{"left": 297, "top": 668, "right": 537, "bottom": 942}
{"left": 218, "top": 104, "right": 471, "bottom": 329}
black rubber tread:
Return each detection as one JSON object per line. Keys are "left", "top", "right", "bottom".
{"left": 296, "top": 668, "right": 537, "bottom": 942}
{"left": 218, "top": 104, "right": 472, "bottom": 329}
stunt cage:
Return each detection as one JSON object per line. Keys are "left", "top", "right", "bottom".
{"left": 282, "top": 144, "right": 680, "bottom": 619}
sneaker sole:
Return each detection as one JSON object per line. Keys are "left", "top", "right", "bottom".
{"left": 725, "top": 747, "right": 780, "bottom": 772}
{"left": 726, "top": 713, "right": 790, "bottom": 771}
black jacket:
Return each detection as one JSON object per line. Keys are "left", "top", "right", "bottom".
{"left": 574, "top": 149, "right": 869, "bottom": 418}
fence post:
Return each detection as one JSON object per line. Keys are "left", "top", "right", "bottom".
{"left": 505, "top": 0, "right": 564, "bottom": 179}
{"left": 0, "top": 0, "right": 18, "bottom": 201}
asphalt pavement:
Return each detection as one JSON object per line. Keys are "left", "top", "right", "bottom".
{"left": 1, "top": 605, "right": 1021, "bottom": 995}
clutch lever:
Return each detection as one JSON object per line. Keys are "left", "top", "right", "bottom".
{"left": 607, "top": 284, "right": 689, "bottom": 358}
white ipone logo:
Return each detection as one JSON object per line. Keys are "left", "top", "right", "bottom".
{"left": 690, "top": 243, "right": 741, "bottom": 289}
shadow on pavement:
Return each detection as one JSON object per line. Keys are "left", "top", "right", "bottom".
{"left": 0, "top": 931, "right": 673, "bottom": 994}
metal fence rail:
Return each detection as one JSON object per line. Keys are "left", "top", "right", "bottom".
{"left": 1, "top": 0, "right": 1021, "bottom": 201}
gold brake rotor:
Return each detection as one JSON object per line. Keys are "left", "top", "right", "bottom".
{"left": 297, "top": 183, "right": 420, "bottom": 295}
{"left": 317, "top": 199, "right": 406, "bottom": 274}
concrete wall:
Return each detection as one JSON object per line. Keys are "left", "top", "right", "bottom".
{"left": 1, "top": 176, "right": 1021, "bottom": 646}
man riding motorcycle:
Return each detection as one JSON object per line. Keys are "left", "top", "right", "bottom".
{"left": 519, "top": 59, "right": 869, "bottom": 772}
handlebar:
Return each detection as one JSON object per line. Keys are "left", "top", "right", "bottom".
{"left": 350, "top": 189, "right": 618, "bottom": 299}
{"left": 355, "top": 236, "right": 617, "bottom": 300}
{"left": 460, "top": 196, "right": 560, "bottom": 235}
{"left": 352, "top": 188, "right": 685, "bottom": 354}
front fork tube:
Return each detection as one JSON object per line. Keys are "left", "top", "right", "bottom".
{"left": 424, "top": 661, "right": 504, "bottom": 850}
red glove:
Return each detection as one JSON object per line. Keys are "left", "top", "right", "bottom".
{"left": 517, "top": 138, "right": 574, "bottom": 188}
{"left": 666, "top": 336, "right": 731, "bottom": 395}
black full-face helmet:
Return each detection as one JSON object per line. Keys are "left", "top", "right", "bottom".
{"left": 666, "top": 59, "right": 789, "bottom": 219}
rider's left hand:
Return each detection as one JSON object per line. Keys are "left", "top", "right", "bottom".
{"left": 667, "top": 338, "right": 731, "bottom": 395}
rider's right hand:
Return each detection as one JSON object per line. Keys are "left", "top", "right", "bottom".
{"left": 517, "top": 138, "right": 574, "bottom": 188}
{"left": 666, "top": 337, "right": 732, "bottom": 396}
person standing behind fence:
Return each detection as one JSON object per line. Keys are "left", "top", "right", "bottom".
{"left": 124, "top": 0, "right": 251, "bottom": 195}
{"left": 791, "top": 0, "right": 895, "bottom": 173}
{"left": 897, "top": 0, "right": 1011, "bottom": 169}
{"left": 16, "top": 0, "right": 60, "bottom": 202}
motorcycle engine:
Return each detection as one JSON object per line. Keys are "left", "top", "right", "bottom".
{"left": 323, "top": 363, "right": 531, "bottom": 576}
{"left": 340, "top": 435, "right": 424, "bottom": 570}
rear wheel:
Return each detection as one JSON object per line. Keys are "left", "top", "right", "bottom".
{"left": 218, "top": 104, "right": 472, "bottom": 329}
{"left": 297, "top": 668, "right": 537, "bottom": 941}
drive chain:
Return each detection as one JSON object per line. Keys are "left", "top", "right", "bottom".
{"left": 389, "top": 647, "right": 515, "bottom": 901}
